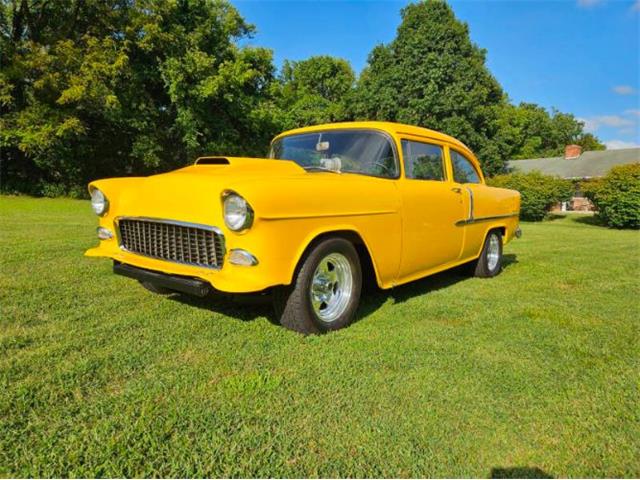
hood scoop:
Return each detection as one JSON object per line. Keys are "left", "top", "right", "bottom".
{"left": 181, "top": 156, "right": 305, "bottom": 176}
{"left": 195, "top": 156, "right": 230, "bottom": 165}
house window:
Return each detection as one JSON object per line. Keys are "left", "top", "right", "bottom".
{"left": 401, "top": 140, "right": 445, "bottom": 181}
{"left": 451, "top": 150, "right": 481, "bottom": 184}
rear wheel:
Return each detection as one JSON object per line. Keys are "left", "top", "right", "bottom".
{"left": 273, "top": 238, "right": 362, "bottom": 334}
{"left": 139, "top": 281, "right": 174, "bottom": 295}
{"left": 472, "top": 230, "right": 503, "bottom": 278}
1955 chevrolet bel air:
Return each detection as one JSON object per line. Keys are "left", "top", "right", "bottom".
{"left": 86, "top": 121, "right": 521, "bottom": 334}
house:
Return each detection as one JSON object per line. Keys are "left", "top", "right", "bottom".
{"left": 507, "top": 145, "right": 640, "bottom": 211}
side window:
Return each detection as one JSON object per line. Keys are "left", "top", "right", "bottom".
{"left": 451, "top": 150, "right": 481, "bottom": 184}
{"left": 401, "top": 139, "right": 445, "bottom": 181}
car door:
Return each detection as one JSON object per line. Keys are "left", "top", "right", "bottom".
{"left": 397, "top": 137, "right": 466, "bottom": 279}
{"left": 449, "top": 147, "right": 487, "bottom": 259}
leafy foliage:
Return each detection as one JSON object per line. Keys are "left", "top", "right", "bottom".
{"left": 494, "top": 103, "right": 605, "bottom": 160}
{"left": 582, "top": 163, "right": 640, "bottom": 229}
{"left": 277, "top": 56, "right": 355, "bottom": 129}
{"left": 488, "top": 171, "right": 573, "bottom": 221}
{"left": 0, "top": 0, "right": 281, "bottom": 195}
{"left": 349, "top": 1, "right": 602, "bottom": 176}
{"left": 0, "top": 0, "right": 604, "bottom": 196}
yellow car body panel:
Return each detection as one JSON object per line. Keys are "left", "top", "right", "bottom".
{"left": 86, "top": 121, "right": 520, "bottom": 293}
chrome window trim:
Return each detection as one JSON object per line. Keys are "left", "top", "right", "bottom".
{"left": 114, "top": 216, "right": 226, "bottom": 270}
{"left": 400, "top": 138, "right": 447, "bottom": 182}
{"left": 450, "top": 149, "right": 482, "bottom": 185}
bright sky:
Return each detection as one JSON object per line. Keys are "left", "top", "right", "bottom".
{"left": 234, "top": 0, "right": 640, "bottom": 150}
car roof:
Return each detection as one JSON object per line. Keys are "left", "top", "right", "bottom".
{"left": 273, "top": 121, "right": 475, "bottom": 157}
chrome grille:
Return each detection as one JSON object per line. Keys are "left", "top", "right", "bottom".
{"left": 117, "top": 218, "right": 225, "bottom": 269}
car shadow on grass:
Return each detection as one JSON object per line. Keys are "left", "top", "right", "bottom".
{"left": 166, "top": 254, "right": 518, "bottom": 327}
{"left": 170, "top": 290, "right": 274, "bottom": 323}
{"left": 491, "top": 466, "right": 554, "bottom": 478}
{"left": 355, "top": 254, "right": 517, "bottom": 322}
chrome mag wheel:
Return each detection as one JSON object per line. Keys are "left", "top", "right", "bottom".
{"left": 487, "top": 233, "right": 501, "bottom": 271}
{"left": 310, "top": 252, "right": 354, "bottom": 322}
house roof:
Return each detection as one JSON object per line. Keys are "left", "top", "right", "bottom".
{"left": 507, "top": 148, "right": 640, "bottom": 179}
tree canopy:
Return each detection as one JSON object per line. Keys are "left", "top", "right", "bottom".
{"left": 0, "top": 0, "right": 604, "bottom": 196}
{"left": 1, "top": 0, "right": 280, "bottom": 195}
{"left": 350, "top": 1, "right": 603, "bottom": 175}
{"left": 351, "top": 1, "right": 507, "bottom": 175}
{"left": 494, "top": 102, "right": 605, "bottom": 161}
{"left": 278, "top": 55, "right": 355, "bottom": 130}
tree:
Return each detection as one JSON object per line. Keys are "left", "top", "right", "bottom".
{"left": 575, "top": 133, "right": 605, "bottom": 153}
{"left": 278, "top": 55, "right": 355, "bottom": 130}
{"left": 494, "top": 103, "right": 606, "bottom": 161}
{"left": 351, "top": 0, "right": 506, "bottom": 175}
{"left": 0, "top": 0, "right": 281, "bottom": 196}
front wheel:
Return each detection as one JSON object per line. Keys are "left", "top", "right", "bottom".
{"left": 472, "top": 229, "right": 503, "bottom": 278}
{"left": 273, "top": 238, "right": 362, "bottom": 334}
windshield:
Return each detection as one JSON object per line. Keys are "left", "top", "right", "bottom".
{"left": 269, "top": 130, "right": 398, "bottom": 178}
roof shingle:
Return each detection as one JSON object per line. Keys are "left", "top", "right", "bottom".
{"left": 507, "top": 148, "right": 639, "bottom": 179}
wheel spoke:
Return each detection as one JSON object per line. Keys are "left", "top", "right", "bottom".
{"left": 320, "top": 261, "right": 330, "bottom": 275}
{"left": 329, "top": 269, "right": 338, "bottom": 283}
{"left": 311, "top": 296, "right": 323, "bottom": 310}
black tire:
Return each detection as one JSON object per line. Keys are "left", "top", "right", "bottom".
{"left": 139, "top": 280, "right": 175, "bottom": 295}
{"left": 273, "top": 237, "right": 362, "bottom": 334}
{"left": 473, "top": 229, "right": 503, "bottom": 278}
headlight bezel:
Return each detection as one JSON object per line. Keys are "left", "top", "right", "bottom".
{"left": 90, "top": 187, "right": 109, "bottom": 216}
{"left": 222, "top": 191, "right": 254, "bottom": 232}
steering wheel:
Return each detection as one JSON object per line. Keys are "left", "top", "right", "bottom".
{"left": 372, "top": 157, "right": 396, "bottom": 176}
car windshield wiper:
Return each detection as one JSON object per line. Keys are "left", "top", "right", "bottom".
{"left": 302, "top": 166, "right": 341, "bottom": 173}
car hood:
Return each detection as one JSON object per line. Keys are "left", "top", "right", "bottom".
{"left": 91, "top": 156, "right": 400, "bottom": 228}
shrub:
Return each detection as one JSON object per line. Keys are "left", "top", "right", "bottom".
{"left": 68, "top": 185, "right": 89, "bottom": 200}
{"left": 40, "top": 183, "right": 68, "bottom": 198}
{"left": 488, "top": 171, "right": 573, "bottom": 221}
{"left": 582, "top": 163, "right": 640, "bottom": 229}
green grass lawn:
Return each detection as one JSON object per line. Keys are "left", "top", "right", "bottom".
{"left": 1, "top": 196, "right": 638, "bottom": 478}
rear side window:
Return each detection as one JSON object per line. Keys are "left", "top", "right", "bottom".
{"left": 451, "top": 150, "right": 481, "bottom": 184}
{"left": 401, "top": 140, "right": 445, "bottom": 181}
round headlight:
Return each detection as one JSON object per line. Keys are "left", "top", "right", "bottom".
{"left": 223, "top": 192, "right": 253, "bottom": 231}
{"left": 90, "top": 188, "right": 109, "bottom": 216}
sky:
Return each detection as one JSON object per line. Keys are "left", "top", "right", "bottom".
{"left": 233, "top": 0, "right": 640, "bottom": 150}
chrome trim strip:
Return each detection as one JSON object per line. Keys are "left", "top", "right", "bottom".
{"left": 466, "top": 187, "right": 474, "bottom": 223}
{"left": 116, "top": 216, "right": 223, "bottom": 233}
{"left": 114, "top": 216, "right": 226, "bottom": 270}
{"left": 455, "top": 212, "right": 520, "bottom": 227}
{"left": 260, "top": 210, "right": 397, "bottom": 221}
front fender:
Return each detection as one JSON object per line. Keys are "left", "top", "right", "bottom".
{"left": 226, "top": 175, "right": 402, "bottom": 290}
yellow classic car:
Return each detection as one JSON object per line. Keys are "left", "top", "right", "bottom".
{"left": 86, "top": 121, "right": 521, "bottom": 333}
